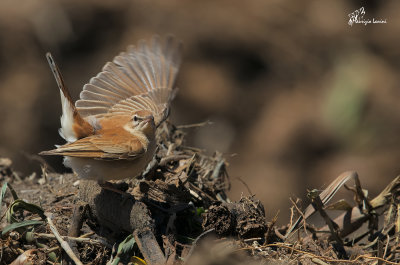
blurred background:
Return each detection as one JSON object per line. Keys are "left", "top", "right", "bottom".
{"left": 0, "top": 0, "right": 399, "bottom": 223}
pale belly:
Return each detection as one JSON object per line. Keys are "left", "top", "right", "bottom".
{"left": 63, "top": 144, "right": 156, "bottom": 182}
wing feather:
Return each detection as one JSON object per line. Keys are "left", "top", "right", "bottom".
{"left": 80, "top": 87, "right": 122, "bottom": 102}
{"left": 113, "top": 54, "right": 149, "bottom": 93}
{"left": 89, "top": 76, "right": 132, "bottom": 98}
{"left": 76, "top": 35, "right": 182, "bottom": 126}
{"left": 40, "top": 134, "right": 144, "bottom": 160}
{"left": 77, "top": 107, "right": 110, "bottom": 117}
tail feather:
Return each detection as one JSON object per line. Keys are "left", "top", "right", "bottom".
{"left": 46, "top": 53, "right": 93, "bottom": 142}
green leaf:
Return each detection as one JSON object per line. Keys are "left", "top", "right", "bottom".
{"left": 24, "top": 231, "right": 35, "bottom": 243}
{"left": 6, "top": 199, "right": 45, "bottom": 224}
{"left": 111, "top": 234, "right": 138, "bottom": 265}
{"left": 48, "top": 251, "right": 59, "bottom": 262}
{"left": 0, "top": 182, "right": 7, "bottom": 215}
{"left": 196, "top": 207, "right": 205, "bottom": 216}
{"left": 119, "top": 234, "right": 136, "bottom": 253}
{"left": 1, "top": 220, "right": 43, "bottom": 236}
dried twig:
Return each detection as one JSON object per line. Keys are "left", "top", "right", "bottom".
{"left": 35, "top": 233, "right": 109, "bottom": 247}
{"left": 235, "top": 177, "right": 253, "bottom": 195}
{"left": 211, "top": 158, "right": 225, "bottom": 180}
{"left": 45, "top": 213, "right": 83, "bottom": 265}
{"left": 188, "top": 182, "right": 215, "bottom": 202}
{"left": 159, "top": 154, "right": 191, "bottom": 166}
{"left": 176, "top": 120, "right": 213, "bottom": 129}
{"left": 286, "top": 171, "right": 358, "bottom": 237}
{"left": 383, "top": 234, "right": 391, "bottom": 260}
{"left": 288, "top": 197, "right": 308, "bottom": 238}
{"left": 317, "top": 175, "right": 400, "bottom": 240}
{"left": 307, "top": 190, "right": 343, "bottom": 246}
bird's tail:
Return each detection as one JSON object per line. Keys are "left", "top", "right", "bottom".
{"left": 46, "top": 53, "right": 93, "bottom": 142}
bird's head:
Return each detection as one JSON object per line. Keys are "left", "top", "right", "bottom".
{"left": 124, "top": 110, "right": 155, "bottom": 137}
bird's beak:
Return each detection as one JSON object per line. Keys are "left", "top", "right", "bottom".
{"left": 143, "top": 116, "right": 154, "bottom": 123}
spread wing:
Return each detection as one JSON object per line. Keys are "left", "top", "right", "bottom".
{"left": 75, "top": 35, "right": 182, "bottom": 126}
{"left": 40, "top": 134, "right": 145, "bottom": 160}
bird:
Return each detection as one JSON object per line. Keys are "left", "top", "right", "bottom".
{"left": 40, "top": 36, "right": 182, "bottom": 187}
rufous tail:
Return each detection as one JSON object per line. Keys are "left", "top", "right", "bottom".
{"left": 46, "top": 53, "right": 93, "bottom": 142}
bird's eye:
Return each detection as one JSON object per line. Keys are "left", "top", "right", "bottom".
{"left": 133, "top": 115, "right": 138, "bottom": 122}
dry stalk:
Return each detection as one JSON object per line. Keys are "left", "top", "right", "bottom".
{"left": 35, "top": 233, "right": 107, "bottom": 246}
{"left": 45, "top": 213, "right": 83, "bottom": 265}
{"left": 307, "top": 190, "right": 343, "bottom": 247}
{"left": 289, "top": 197, "right": 308, "bottom": 238}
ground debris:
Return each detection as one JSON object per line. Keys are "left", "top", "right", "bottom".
{"left": 1, "top": 124, "right": 400, "bottom": 264}
{"left": 202, "top": 196, "right": 266, "bottom": 238}
{"left": 132, "top": 179, "right": 192, "bottom": 205}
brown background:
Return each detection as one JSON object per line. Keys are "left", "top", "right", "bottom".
{"left": 0, "top": 0, "right": 399, "bottom": 222}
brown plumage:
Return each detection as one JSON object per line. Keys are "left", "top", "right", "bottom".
{"left": 40, "top": 36, "right": 182, "bottom": 182}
